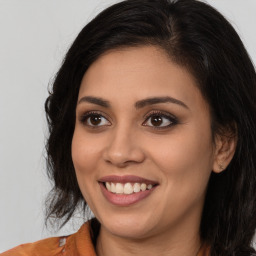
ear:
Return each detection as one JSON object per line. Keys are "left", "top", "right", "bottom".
{"left": 212, "top": 129, "right": 237, "bottom": 173}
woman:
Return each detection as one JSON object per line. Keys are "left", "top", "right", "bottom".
{"left": 2, "top": 0, "right": 256, "bottom": 255}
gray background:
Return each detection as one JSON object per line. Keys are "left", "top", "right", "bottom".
{"left": 0, "top": 0, "right": 255, "bottom": 252}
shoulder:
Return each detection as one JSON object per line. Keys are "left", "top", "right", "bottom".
{"left": 1, "top": 221, "right": 96, "bottom": 256}
{"left": 0, "top": 236, "right": 62, "bottom": 256}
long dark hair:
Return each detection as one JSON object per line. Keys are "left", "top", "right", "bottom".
{"left": 45, "top": 0, "right": 256, "bottom": 255}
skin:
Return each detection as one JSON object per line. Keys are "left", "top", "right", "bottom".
{"left": 72, "top": 46, "right": 236, "bottom": 256}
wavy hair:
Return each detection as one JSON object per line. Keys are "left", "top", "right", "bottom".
{"left": 45, "top": 0, "right": 256, "bottom": 255}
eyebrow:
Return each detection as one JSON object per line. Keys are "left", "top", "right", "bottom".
{"left": 78, "top": 96, "right": 110, "bottom": 108}
{"left": 78, "top": 96, "right": 188, "bottom": 109}
{"left": 135, "top": 96, "right": 189, "bottom": 109}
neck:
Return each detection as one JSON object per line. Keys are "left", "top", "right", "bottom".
{"left": 96, "top": 222, "right": 202, "bottom": 256}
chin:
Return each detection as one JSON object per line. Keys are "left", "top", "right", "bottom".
{"left": 99, "top": 213, "right": 155, "bottom": 239}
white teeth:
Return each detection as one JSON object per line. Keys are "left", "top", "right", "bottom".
{"left": 106, "top": 182, "right": 111, "bottom": 191}
{"left": 124, "top": 183, "right": 133, "bottom": 194}
{"left": 147, "top": 184, "right": 153, "bottom": 190}
{"left": 140, "top": 183, "right": 147, "bottom": 191}
{"left": 115, "top": 183, "right": 124, "bottom": 194}
{"left": 133, "top": 183, "right": 141, "bottom": 193}
{"left": 110, "top": 183, "right": 116, "bottom": 193}
{"left": 105, "top": 182, "right": 155, "bottom": 194}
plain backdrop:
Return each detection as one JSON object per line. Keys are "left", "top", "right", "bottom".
{"left": 0, "top": 0, "right": 255, "bottom": 252}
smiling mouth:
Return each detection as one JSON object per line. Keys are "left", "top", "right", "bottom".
{"left": 98, "top": 175, "right": 159, "bottom": 206}
{"left": 102, "top": 182, "right": 157, "bottom": 195}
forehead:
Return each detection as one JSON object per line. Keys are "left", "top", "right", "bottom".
{"left": 78, "top": 46, "right": 207, "bottom": 111}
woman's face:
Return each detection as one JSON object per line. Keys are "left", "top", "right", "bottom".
{"left": 72, "top": 46, "right": 217, "bottom": 240}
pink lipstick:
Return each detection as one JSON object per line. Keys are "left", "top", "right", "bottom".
{"left": 98, "top": 175, "right": 158, "bottom": 206}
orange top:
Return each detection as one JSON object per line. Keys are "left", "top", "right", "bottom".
{"left": 1, "top": 222, "right": 96, "bottom": 256}
{"left": 1, "top": 222, "right": 209, "bottom": 256}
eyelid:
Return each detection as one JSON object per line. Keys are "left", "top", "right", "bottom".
{"left": 79, "top": 110, "right": 112, "bottom": 127}
{"left": 142, "top": 110, "right": 178, "bottom": 128}
{"left": 78, "top": 109, "right": 178, "bottom": 129}
{"left": 143, "top": 110, "right": 176, "bottom": 119}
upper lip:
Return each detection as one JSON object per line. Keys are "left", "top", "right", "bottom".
{"left": 98, "top": 175, "right": 159, "bottom": 185}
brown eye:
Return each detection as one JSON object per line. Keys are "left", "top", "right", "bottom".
{"left": 90, "top": 115, "right": 102, "bottom": 126}
{"left": 151, "top": 116, "right": 163, "bottom": 126}
{"left": 81, "top": 113, "right": 111, "bottom": 127}
{"left": 143, "top": 112, "right": 176, "bottom": 128}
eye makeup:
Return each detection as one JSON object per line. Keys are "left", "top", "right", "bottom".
{"left": 79, "top": 110, "right": 111, "bottom": 129}
{"left": 78, "top": 108, "right": 179, "bottom": 131}
{"left": 142, "top": 110, "right": 178, "bottom": 130}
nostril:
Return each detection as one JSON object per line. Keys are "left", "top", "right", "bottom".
{"left": 103, "top": 139, "right": 146, "bottom": 166}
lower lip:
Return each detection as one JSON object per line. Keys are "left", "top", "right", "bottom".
{"left": 99, "top": 183, "right": 156, "bottom": 206}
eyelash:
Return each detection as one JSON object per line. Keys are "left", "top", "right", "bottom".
{"left": 79, "top": 110, "right": 178, "bottom": 130}
{"left": 79, "top": 111, "right": 111, "bottom": 129}
{"left": 143, "top": 110, "right": 178, "bottom": 129}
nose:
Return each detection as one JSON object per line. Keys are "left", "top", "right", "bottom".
{"left": 103, "top": 126, "right": 145, "bottom": 168}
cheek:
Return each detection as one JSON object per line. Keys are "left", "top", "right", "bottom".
{"left": 173, "top": 125, "right": 212, "bottom": 165}
{"left": 71, "top": 127, "right": 101, "bottom": 198}
{"left": 71, "top": 127, "right": 105, "bottom": 214}
{"left": 72, "top": 127, "right": 100, "bottom": 175}
{"left": 145, "top": 126, "right": 214, "bottom": 192}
